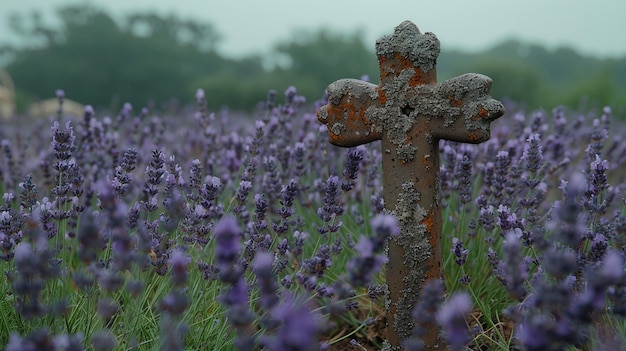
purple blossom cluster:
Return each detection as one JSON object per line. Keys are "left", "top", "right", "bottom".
{"left": 0, "top": 86, "right": 625, "bottom": 350}
{"left": 439, "top": 105, "right": 626, "bottom": 350}
{"left": 0, "top": 86, "right": 394, "bottom": 350}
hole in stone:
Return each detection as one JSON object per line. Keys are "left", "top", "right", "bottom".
{"left": 401, "top": 104, "right": 414, "bottom": 116}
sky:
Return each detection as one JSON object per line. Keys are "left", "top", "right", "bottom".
{"left": 1, "top": 0, "right": 626, "bottom": 60}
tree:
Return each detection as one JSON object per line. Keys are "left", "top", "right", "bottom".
{"left": 271, "top": 29, "right": 379, "bottom": 98}
{"left": 466, "top": 58, "right": 543, "bottom": 107}
{"left": 125, "top": 13, "right": 220, "bottom": 53}
{"left": 3, "top": 5, "right": 230, "bottom": 111}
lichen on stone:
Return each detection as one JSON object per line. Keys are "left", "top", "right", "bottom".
{"left": 397, "top": 142, "right": 417, "bottom": 162}
{"left": 365, "top": 69, "right": 419, "bottom": 161}
{"left": 389, "top": 181, "right": 433, "bottom": 340}
{"left": 425, "top": 132, "right": 434, "bottom": 145}
{"left": 375, "top": 20, "right": 440, "bottom": 73}
{"left": 317, "top": 107, "right": 328, "bottom": 121}
{"left": 331, "top": 122, "right": 346, "bottom": 136}
{"left": 381, "top": 69, "right": 413, "bottom": 105}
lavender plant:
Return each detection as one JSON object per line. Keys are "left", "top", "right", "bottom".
{"left": 0, "top": 85, "right": 625, "bottom": 351}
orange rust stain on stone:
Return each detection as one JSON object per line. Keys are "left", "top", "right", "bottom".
{"left": 421, "top": 211, "right": 435, "bottom": 233}
{"left": 325, "top": 94, "right": 381, "bottom": 145}
{"left": 422, "top": 211, "right": 442, "bottom": 282}
{"left": 468, "top": 132, "right": 483, "bottom": 142}
{"left": 409, "top": 70, "right": 426, "bottom": 87}
{"left": 397, "top": 54, "right": 425, "bottom": 87}
{"left": 329, "top": 132, "right": 345, "bottom": 144}
{"left": 478, "top": 107, "right": 489, "bottom": 117}
{"left": 377, "top": 86, "right": 387, "bottom": 105}
{"left": 378, "top": 53, "right": 437, "bottom": 88}
{"left": 448, "top": 96, "right": 462, "bottom": 107}
{"left": 378, "top": 56, "right": 391, "bottom": 82}
{"left": 329, "top": 99, "right": 368, "bottom": 126}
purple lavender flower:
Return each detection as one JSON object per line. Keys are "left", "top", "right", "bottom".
{"left": 370, "top": 213, "right": 400, "bottom": 251}
{"left": 586, "top": 118, "right": 609, "bottom": 158}
{"left": 502, "top": 230, "right": 528, "bottom": 300}
{"left": 302, "top": 244, "right": 332, "bottom": 278}
{"left": 253, "top": 193, "right": 268, "bottom": 232}
{"left": 437, "top": 292, "right": 473, "bottom": 351}
{"left": 284, "top": 86, "right": 297, "bottom": 104}
{"left": 169, "top": 248, "right": 191, "bottom": 287}
{"left": 346, "top": 236, "right": 387, "bottom": 287}
{"left": 268, "top": 293, "right": 322, "bottom": 351}
{"left": 493, "top": 150, "right": 511, "bottom": 198}
{"left": 2, "top": 139, "right": 20, "bottom": 191}
{"left": 112, "top": 148, "right": 138, "bottom": 196}
{"left": 261, "top": 156, "right": 280, "bottom": 203}
{"left": 292, "top": 142, "right": 307, "bottom": 178}
{"left": 220, "top": 279, "right": 255, "bottom": 345}
{"left": 274, "top": 178, "right": 299, "bottom": 233}
{"left": 160, "top": 290, "right": 189, "bottom": 316}
{"left": 97, "top": 297, "right": 119, "bottom": 320}
{"left": 478, "top": 205, "right": 495, "bottom": 232}
{"left": 51, "top": 121, "right": 76, "bottom": 164}
{"left": 265, "top": 89, "right": 277, "bottom": 111}
{"left": 199, "top": 175, "right": 224, "bottom": 219}
{"left": 159, "top": 313, "right": 188, "bottom": 351}
{"left": 516, "top": 314, "right": 553, "bottom": 351}
{"left": 455, "top": 153, "right": 473, "bottom": 205}
{"left": 18, "top": 175, "right": 38, "bottom": 211}
{"left": 451, "top": 237, "right": 468, "bottom": 266}
{"left": 599, "top": 250, "right": 625, "bottom": 284}
{"left": 317, "top": 175, "right": 344, "bottom": 234}
{"left": 585, "top": 155, "right": 611, "bottom": 214}
{"left": 215, "top": 216, "right": 242, "bottom": 264}
{"left": 342, "top": 146, "right": 365, "bottom": 191}
{"left": 7, "top": 329, "right": 83, "bottom": 351}
{"left": 12, "top": 217, "right": 61, "bottom": 319}
{"left": 233, "top": 180, "right": 252, "bottom": 216}
{"left": 142, "top": 149, "right": 166, "bottom": 213}
{"left": 403, "top": 279, "right": 444, "bottom": 350}
{"left": 215, "top": 215, "right": 243, "bottom": 283}
{"left": 522, "top": 133, "right": 544, "bottom": 175}
{"left": 97, "top": 269, "right": 124, "bottom": 293}
{"left": 295, "top": 270, "right": 318, "bottom": 292}
{"left": 252, "top": 252, "right": 280, "bottom": 309}
{"left": 76, "top": 211, "right": 101, "bottom": 264}
{"left": 90, "top": 330, "right": 118, "bottom": 351}
{"left": 342, "top": 214, "right": 399, "bottom": 288}
{"left": 291, "top": 230, "right": 308, "bottom": 257}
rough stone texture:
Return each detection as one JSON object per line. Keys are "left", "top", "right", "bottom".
{"left": 316, "top": 20, "right": 505, "bottom": 349}
{"left": 375, "top": 21, "right": 440, "bottom": 73}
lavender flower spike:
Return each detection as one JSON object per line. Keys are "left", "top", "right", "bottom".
{"left": 437, "top": 292, "right": 473, "bottom": 351}
{"left": 215, "top": 215, "right": 242, "bottom": 266}
{"left": 169, "top": 248, "right": 191, "bottom": 288}
{"left": 269, "top": 293, "right": 322, "bottom": 351}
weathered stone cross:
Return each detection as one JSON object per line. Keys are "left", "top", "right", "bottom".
{"left": 317, "top": 21, "right": 504, "bottom": 349}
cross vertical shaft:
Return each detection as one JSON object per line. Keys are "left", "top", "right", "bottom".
{"left": 317, "top": 21, "right": 505, "bottom": 350}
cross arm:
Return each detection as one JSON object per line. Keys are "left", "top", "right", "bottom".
{"left": 413, "top": 73, "right": 505, "bottom": 143}
{"left": 317, "top": 78, "right": 383, "bottom": 147}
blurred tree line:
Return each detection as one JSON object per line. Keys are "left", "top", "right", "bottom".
{"left": 1, "top": 4, "right": 625, "bottom": 114}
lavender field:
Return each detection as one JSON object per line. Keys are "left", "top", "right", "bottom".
{"left": 1, "top": 87, "right": 625, "bottom": 350}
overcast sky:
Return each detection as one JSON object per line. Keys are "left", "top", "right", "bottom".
{"left": 1, "top": 0, "right": 625, "bottom": 59}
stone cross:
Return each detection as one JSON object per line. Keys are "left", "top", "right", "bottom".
{"left": 317, "top": 21, "right": 504, "bottom": 349}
